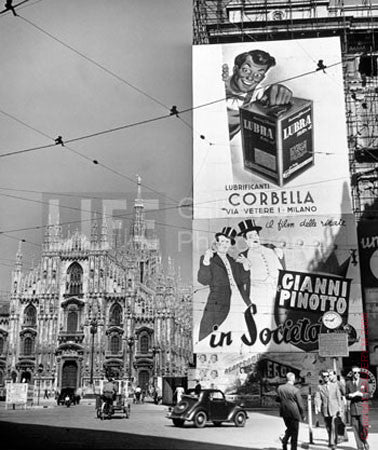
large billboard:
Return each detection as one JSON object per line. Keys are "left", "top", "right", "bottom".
{"left": 192, "top": 214, "right": 364, "bottom": 395}
{"left": 193, "top": 37, "right": 352, "bottom": 219}
{"left": 192, "top": 37, "right": 363, "bottom": 399}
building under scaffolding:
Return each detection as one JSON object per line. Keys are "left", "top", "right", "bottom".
{"left": 193, "top": 0, "right": 378, "bottom": 219}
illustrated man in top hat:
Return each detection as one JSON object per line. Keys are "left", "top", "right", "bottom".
{"left": 236, "top": 219, "right": 284, "bottom": 333}
{"left": 198, "top": 226, "right": 251, "bottom": 342}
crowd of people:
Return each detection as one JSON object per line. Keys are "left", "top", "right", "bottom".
{"left": 276, "top": 366, "right": 370, "bottom": 450}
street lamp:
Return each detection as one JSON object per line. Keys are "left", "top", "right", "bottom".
{"left": 37, "top": 363, "right": 43, "bottom": 406}
{"left": 152, "top": 345, "right": 160, "bottom": 383}
{"left": 88, "top": 318, "right": 101, "bottom": 387}
{"left": 127, "top": 337, "right": 135, "bottom": 381}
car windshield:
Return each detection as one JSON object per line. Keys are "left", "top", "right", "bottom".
{"left": 209, "top": 391, "right": 224, "bottom": 401}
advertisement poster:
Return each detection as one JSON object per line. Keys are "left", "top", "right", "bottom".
{"left": 5, "top": 382, "right": 28, "bottom": 407}
{"left": 358, "top": 220, "right": 378, "bottom": 364}
{"left": 192, "top": 214, "right": 364, "bottom": 396}
{"left": 193, "top": 37, "right": 352, "bottom": 219}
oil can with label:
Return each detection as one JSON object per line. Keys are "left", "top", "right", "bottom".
{"left": 240, "top": 97, "right": 314, "bottom": 186}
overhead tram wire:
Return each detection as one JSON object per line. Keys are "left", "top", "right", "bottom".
{"left": 0, "top": 109, "right": 181, "bottom": 205}
{"left": 0, "top": 0, "right": 46, "bottom": 18}
{"left": 0, "top": 186, "right": 128, "bottom": 202}
{"left": 0, "top": 57, "right": 351, "bottom": 160}
{"left": 0, "top": 173, "right": 356, "bottom": 247}
{"left": 0, "top": 56, "right": 358, "bottom": 217}
{"left": 0, "top": 232, "right": 39, "bottom": 247}
{"left": 0, "top": 189, "right": 199, "bottom": 234}
{"left": 186, "top": 0, "right": 260, "bottom": 201}
{"left": 4, "top": 13, "right": 360, "bottom": 183}
{"left": 0, "top": 168, "right": 354, "bottom": 225}
{"left": 17, "top": 14, "right": 207, "bottom": 147}
{"left": 0, "top": 98, "right": 355, "bottom": 207}
{"left": 18, "top": 14, "right": 168, "bottom": 110}
{"left": 0, "top": 191, "right": 362, "bottom": 253}
{"left": 0, "top": 110, "right": 173, "bottom": 159}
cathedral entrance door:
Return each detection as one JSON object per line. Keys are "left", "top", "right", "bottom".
{"left": 20, "top": 371, "right": 31, "bottom": 383}
{"left": 138, "top": 370, "right": 149, "bottom": 392}
{"left": 62, "top": 360, "right": 78, "bottom": 391}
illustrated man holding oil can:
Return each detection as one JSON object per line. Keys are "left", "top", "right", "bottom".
{"left": 223, "top": 49, "right": 314, "bottom": 187}
{"left": 223, "top": 49, "right": 292, "bottom": 140}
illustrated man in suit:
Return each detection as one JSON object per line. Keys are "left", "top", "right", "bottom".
{"left": 345, "top": 366, "right": 370, "bottom": 450}
{"left": 236, "top": 218, "right": 284, "bottom": 334}
{"left": 198, "top": 226, "right": 251, "bottom": 342}
{"left": 276, "top": 372, "right": 305, "bottom": 450}
{"left": 315, "top": 370, "right": 343, "bottom": 450}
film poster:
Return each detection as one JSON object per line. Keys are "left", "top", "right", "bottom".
{"left": 192, "top": 215, "right": 363, "bottom": 400}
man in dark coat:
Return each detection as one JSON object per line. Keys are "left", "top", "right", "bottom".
{"left": 198, "top": 226, "right": 251, "bottom": 341}
{"left": 276, "top": 372, "right": 305, "bottom": 450}
{"left": 345, "top": 366, "right": 370, "bottom": 450}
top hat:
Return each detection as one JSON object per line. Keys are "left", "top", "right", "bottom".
{"left": 215, "top": 227, "right": 237, "bottom": 245}
{"left": 237, "top": 219, "right": 262, "bottom": 237}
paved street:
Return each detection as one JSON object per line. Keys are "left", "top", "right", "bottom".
{"left": 1, "top": 400, "right": 378, "bottom": 449}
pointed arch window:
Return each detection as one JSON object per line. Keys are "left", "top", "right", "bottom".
{"left": 67, "top": 310, "right": 78, "bottom": 333}
{"left": 140, "top": 334, "right": 149, "bottom": 354}
{"left": 24, "top": 304, "right": 37, "bottom": 327}
{"left": 110, "top": 335, "right": 121, "bottom": 354}
{"left": 66, "top": 262, "right": 83, "bottom": 295}
{"left": 23, "top": 337, "right": 33, "bottom": 355}
{"left": 110, "top": 303, "right": 122, "bottom": 326}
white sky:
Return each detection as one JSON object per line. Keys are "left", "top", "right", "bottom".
{"left": 0, "top": 0, "right": 193, "bottom": 292}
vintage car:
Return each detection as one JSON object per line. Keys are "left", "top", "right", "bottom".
{"left": 167, "top": 389, "right": 248, "bottom": 428}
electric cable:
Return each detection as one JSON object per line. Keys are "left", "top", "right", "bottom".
{"left": 17, "top": 13, "right": 212, "bottom": 150}
{"left": 0, "top": 58, "right": 352, "bottom": 162}
{"left": 0, "top": 109, "right": 182, "bottom": 205}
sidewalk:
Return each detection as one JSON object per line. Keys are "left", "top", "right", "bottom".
{"left": 236, "top": 411, "right": 358, "bottom": 449}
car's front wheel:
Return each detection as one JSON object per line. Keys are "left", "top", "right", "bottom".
{"left": 193, "top": 411, "right": 207, "bottom": 428}
{"left": 172, "top": 418, "right": 185, "bottom": 427}
{"left": 234, "top": 411, "right": 246, "bottom": 427}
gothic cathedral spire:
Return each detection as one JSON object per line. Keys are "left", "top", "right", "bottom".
{"left": 132, "top": 174, "right": 146, "bottom": 245}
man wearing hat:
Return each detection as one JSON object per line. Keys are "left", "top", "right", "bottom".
{"left": 236, "top": 219, "right": 284, "bottom": 337}
{"left": 198, "top": 226, "right": 251, "bottom": 342}
{"left": 345, "top": 366, "right": 370, "bottom": 450}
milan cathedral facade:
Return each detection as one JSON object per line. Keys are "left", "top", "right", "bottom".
{"left": 0, "top": 180, "right": 192, "bottom": 397}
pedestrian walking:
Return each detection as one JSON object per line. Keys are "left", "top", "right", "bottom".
{"left": 276, "top": 372, "right": 305, "bottom": 450}
{"left": 345, "top": 366, "right": 370, "bottom": 450}
{"left": 134, "top": 385, "right": 142, "bottom": 404}
{"left": 315, "top": 370, "right": 343, "bottom": 450}
{"left": 329, "top": 370, "right": 348, "bottom": 442}
{"left": 153, "top": 385, "right": 161, "bottom": 405}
